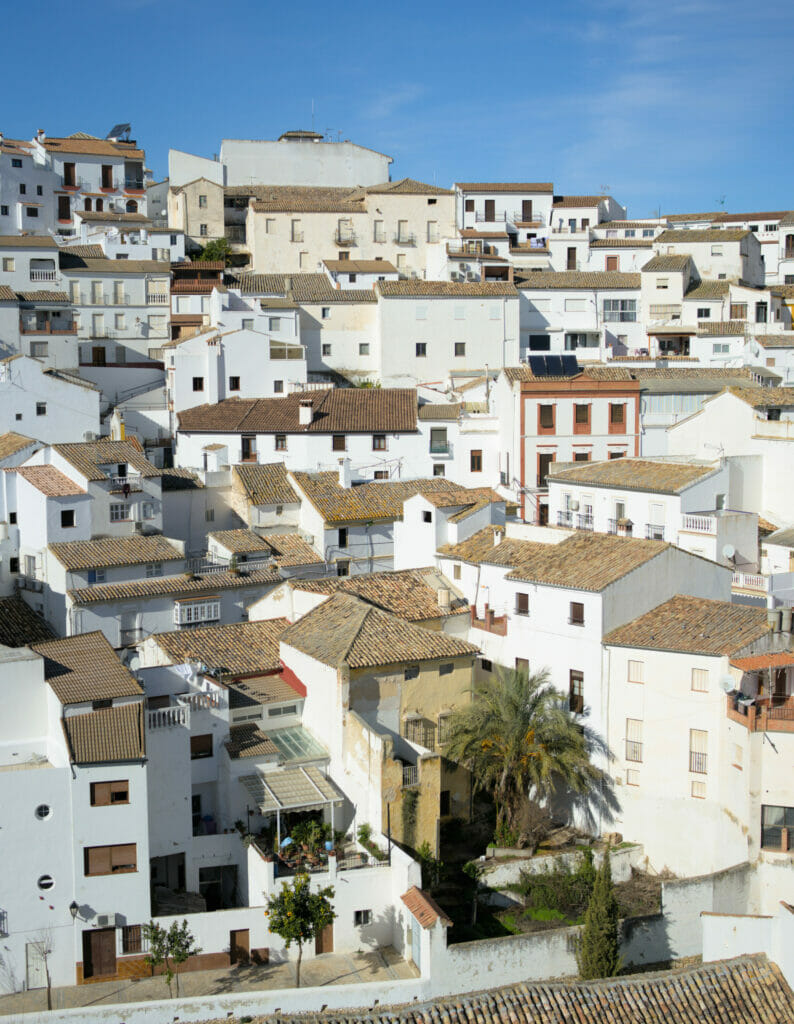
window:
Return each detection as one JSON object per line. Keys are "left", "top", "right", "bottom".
{"left": 84, "top": 843, "right": 137, "bottom": 876}
{"left": 565, "top": 298, "right": 586, "bottom": 311}
{"left": 336, "top": 559, "right": 350, "bottom": 577}
{"left": 190, "top": 734, "right": 213, "bottom": 759}
{"left": 628, "top": 660, "right": 644, "bottom": 684}
{"left": 338, "top": 527, "right": 348, "bottom": 548}
{"left": 609, "top": 403, "right": 626, "bottom": 433}
{"left": 359, "top": 343, "right": 370, "bottom": 356}
{"left": 19, "top": 183, "right": 26, "bottom": 194}
{"left": 268, "top": 704, "right": 298, "bottom": 718}
{"left": 192, "top": 376, "right": 204, "bottom": 392}
{"left": 691, "top": 780, "right": 706, "bottom": 799}
{"left": 404, "top": 666, "right": 419, "bottom": 680}
{"left": 0, "top": 206, "right": 7, "bottom": 216}
{"left": 198, "top": 195, "right": 207, "bottom": 208}
{"left": 465, "top": 199, "right": 474, "bottom": 213}
{"left": 205, "top": 508, "right": 215, "bottom": 522}
{"left": 373, "top": 220, "right": 385, "bottom": 242}
{"left": 348, "top": 273, "right": 357, "bottom": 283}
{"left": 90, "top": 781, "right": 129, "bottom": 806}
{"left": 433, "top": 464, "right": 445, "bottom": 477}
{"left": 569, "top": 671, "right": 584, "bottom": 713}
{"left": 274, "top": 380, "right": 284, "bottom": 394}
{"left": 1, "top": 258, "right": 14, "bottom": 271}
{"left": 602, "top": 299, "right": 636, "bottom": 322}
{"left": 60, "top": 509, "right": 75, "bottom": 529}
{"left": 145, "top": 562, "right": 162, "bottom": 577}
{"left": 755, "top": 302, "right": 768, "bottom": 324}
{"left": 322, "top": 343, "right": 331, "bottom": 356}
{"left": 174, "top": 598, "right": 220, "bottom": 625}
{"left": 332, "top": 434, "right": 346, "bottom": 451}
{"left": 454, "top": 342, "right": 465, "bottom": 357}
{"left": 11, "top": 158, "right": 23, "bottom": 169}
{"left": 573, "top": 451, "right": 590, "bottom": 462}
{"left": 110, "top": 503, "right": 129, "bottom": 522}
{"left": 275, "top": 434, "right": 287, "bottom": 451}
{"left": 200, "top": 224, "right": 208, "bottom": 236}
{"left": 374, "top": 470, "right": 388, "bottom": 479}
{"left": 642, "top": 228, "right": 654, "bottom": 237}
{"left": 354, "top": 910, "right": 372, "bottom": 926}
{"left": 416, "top": 342, "right": 427, "bottom": 357}
{"left": 569, "top": 601, "right": 584, "bottom": 626}
{"left": 691, "top": 668, "right": 709, "bottom": 692}
{"left": 453, "top": 563, "right": 461, "bottom": 580}
{"left": 625, "top": 718, "right": 643, "bottom": 762}
{"left": 481, "top": 658, "right": 493, "bottom": 673}
{"left": 516, "top": 592, "right": 529, "bottom": 616}
{"left": 122, "top": 925, "right": 142, "bottom": 954}
{"left": 372, "top": 434, "right": 386, "bottom": 451}
{"left": 574, "top": 404, "right": 590, "bottom": 431}
{"left": 711, "top": 244, "right": 723, "bottom": 256}
{"left": 269, "top": 317, "right": 282, "bottom": 332}
{"left": 538, "top": 404, "right": 555, "bottom": 432}
{"left": 9, "top": 512, "right": 16, "bottom": 525}
{"left": 689, "top": 729, "right": 708, "bottom": 774}
{"left": 422, "top": 509, "right": 432, "bottom": 524}
{"left": 437, "top": 663, "right": 454, "bottom": 678}
{"left": 36, "top": 402, "right": 46, "bottom": 416}
{"left": 470, "top": 449, "right": 483, "bottom": 472}
{"left": 9, "top": 557, "right": 18, "bottom": 574}
{"left": 515, "top": 657, "right": 529, "bottom": 675}
{"left": 656, "top": 278, "right": 669, "bottom": 290}
{"left": 730, "top": 302, "right": 747, "bottom": 320}
{"left": 761, "top": 804, "right": 794, "bottom": 849}
{"left": 697, "top": 307, "right": 710, "bottom": 319}
{"left": 229, "top": 376, "right": 240, "bottom": 391}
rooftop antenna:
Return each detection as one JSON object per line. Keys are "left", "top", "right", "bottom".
{"left": 311, "top": 99, "right": 315, "bottom": 133}
{"left": 599, "top": 183, "right": 610, "bottom": 194}
{"left": 717, "top": 194, "right": 726, "bottom": 209}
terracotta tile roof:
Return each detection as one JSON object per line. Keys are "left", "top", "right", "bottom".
{"left": 31, "top": 632, "right": 143, "bottom": 704}
{"left": 772, "top": 284, "right": 794, "bottom": 298}
{"left": 177, "top": 388, "right": 418, "bottom": 435}
{"left": 290, "top": 567, "right": 468, "bottom": 621}
{"left": 49, "top": 534, "right": 183, "bottom": 571}
{"left": 53, "top": 439, "right": 160, "bottom": 480}
{"left": 502, "top": 365, "right": 635, "bottom": 383}
{"left": 77, "top": 210, "right": 150, "bottom": 224}
{"left": 731, "top": 651, "right": 794, "bottom": 671}
{"left": 455, "top": 182, "right": 554, "bottom": 193}
{"left": 281, "top": 593, "right": 478, "bottom": 669}
{"left": 697, "top": 320, "right": 747, "bottom": 336}
{"left": 209, "top": 529, "right": 273, "bottom": 555}
{"left": 553, "top": 195, "right": 608, "bottom": 207}
{"left": 227, "top": 669, "right": 305, "bottom": 709}
{"left": 0, "top": 285, "right": 15, "bottom": 302}
{"left": 376, "top": 280, "right": 517, "bottom": 297}
{"left": 250, "top": 185, "right": 365, "bottom": 213}
{"left": 254, "top": 955, "right": 792, "bottom": 1023}
{"left": 59, "top": 253, "right": 167, "bottom": 275}
{"left": 292, "top": 473, "right": 483, "bottom": 524}
{"left": 63, "top": 702, "right": 145, "bottom": 764}
{"left": 151, "top": 618, "right": 290, "bottom": 677}
{"left": 754, "top": 334, "right": 794, "bottom": 349}
{"left": 729, "top": 385, "right": 794, "bottom": 408}
{"left": 229, "top": 272, "right": 379, "bottom": 304}
{"left": 440, "top": 528, "right": 672, "bottom": 592}
{"left": 664, "top": 211, "right": 723, "bottom": 222}
{"left": 323, "top": 259, "right": 397, "bottom": 273}
{"left": 547, "top": 458, "right": 717, "bottom": 494}
{"left": 0, "top": 138, "right": 32, "bottom": 156}
{"left": 41, "top": 135, "right": 144, "bottom": 159}
{"left": 16, "top": 290, "right": 70, "bottom": 303}
{"left": 586, "top": 366, "right": 756, "bottom": 384}
{"left": 0, "top": 432, "right": 36, "bottom": 460}
{"left": 266, "top": 533, "right": 323, "bottom": 568}
{"left": 172, "top": 260, "right": 226, "bottom": 271}
{"left": 233, "top": 462, "right": 299, "bottom": 506}
{"left": 589, "top": 239, "right": 653, "bottom": 249}
{"left": 401, "top": 886, "right": 453, "bottom": 928}
{"left": 418, "top": 403, "right": 461, "bottom": 420}
{"left": 594, "top": 221, "right": 663, "bottom": 229}
{"left": 603, "top": 595, "right": 769, "bottom": 654}
{"left": 656, "top": 228, "right": 751, "bottom": 243}
{"left": 0, "top": 235, "right": 58, "bottom": 248}
{"left": 685, "top": 280, "right": 731, "bottom": 299}
{"left": 59, "top": 244, "right": 105, "bottom": 258}
{"left": 364, "top": 178, "right": 453, "bottom": 196}
{"left": 0, "top": 596, "right": 55, "bottom": 646}
{"left": 225, "top": 723, "right": 279, "bottom": 759}
{"left": 160, "top": 468, "right": 204, "bottom": 490}
{"left": 517, "top": 271, "right": 640, "bottom": 290}
{"left": 16, "top": 465, "right": 86, "bottom": 497}
{"left": 642, "top": 254, "right": 692, "bottom": 272}
{"left": 460, "top": 229, "right": 509, "bottom": 239}
{"left": 68, "top": 566, "right": 280, "bottom": 605}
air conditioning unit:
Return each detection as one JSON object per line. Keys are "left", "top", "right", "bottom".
{"left": 466, "top": 272, "right": 476, "bottom": 281}
{"left": 83, "top": 431, "right": 96, "bottom": 442}
{"left": 95, "top": 913, "right": 117, "bottom": 928}
{"left": 133, "top": 521, "right": 143, "bottom": 532}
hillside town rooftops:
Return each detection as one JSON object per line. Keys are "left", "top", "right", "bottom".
{"left": 0, "top": 235, "right": 59, "bottom": 248}
{"left": 209, "top": 529, "right": 273, "bottom": 555}
{"left": 589, "top": 239, "right": 653, "bottom": 249}
{"left": 68, "top": 567, "right": 280, "bottom": 605}
{"left": 363, "top": 177, "right": 453, "bottom": 196}
{"left": 697, "top": 321, "right": 747, "bottom": 336}
{"left": 642, "top": 254, "right": 692, "bottom": 272}
{"left": 656, "top": 228, "right": 752, "bottom": 243}
{"left": 233, "top": 462, "right": 299, "bottom": 506}
{"left": 401, "top": 886, "right": 453, "bottom": 928}
{"left": 31, "top": 632, "right": 142, "bottom": 704}
{"left": 0, "top": 596, "right": 54, "bottom": 646}
{"left": 323, "top": 259, "right": 398, "bottom": 273}
{"left": 53, "top": 439, "right": 167, "bottom": 480}
{"left": 517, "top": 271, "right": 640, "bottom": 290}
{"left": 149, "top": 618, "right": 290, "bottom": 678}
{"left": 376, "top": 280, "right": 517, "bottom": 297}
{"left": 177, "top": 388, "right": 418, "bottom": 435}
{"left": 41, "top": 134, "right": 144, "bottom": 159}
{"left": 76, "top": 210, "right": 151, "bottom": 224}
{"left": 49, "top": 535, "right": 183, "bottom": 571}
{"left": 225, "top": 723, "right": 279, "bottom": 760}
{"left": 728, "top": 385, "right": 794, "bottom": 409}
{"left": 281, "top": 592, "right": 478, "bottom": 669}
{"left": 63, "top": 702, "right": 145, "bottom": 764}
{"left": 547, "top": 458, "right": 717, "bottom": 494}
{"left": 418, "top": 403, "right": 461, "bottom": 420}
{"left": 603, "top": 595, "right": 769, "bottom": 655}
{"left": 685, "top": 280, "right": 731, "bottom": 299}
{"left": 0, "top": 432, "right": 36, "bottom": 460}
{"left": 15, "top": 465, "right": 87, "bottom": 497}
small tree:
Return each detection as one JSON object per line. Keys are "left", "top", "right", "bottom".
{"left": 576, "top": 846, "right": 621, "bottom": 979}
{"left": 195, "top": 237, "right": 232, "bottom": 264}
{"left": 462, "top": 860, "right": 485, "bottom": 926}
{"left": 29, "top": 929, "right": 54, "bottom": 1010}
{"left": 265, "top": 872, "right": 335, "bottom": 988}
{"left": 142, "top": 919, "right": 201, "bottom": 997}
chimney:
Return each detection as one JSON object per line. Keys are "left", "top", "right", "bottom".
{"left": 437, "top": 588, "right": 450, "bottom": 612}
{"left": 284, "top": 275, "right": 293, "bottom": 295}
{"left": 36, "top": 129, "right": 45, "bottom": 142}
{"left": 0, "top": 133, "right": 4, "bottom": 145}
{"left": 493, "top": 529, "right": 501, "bottom": 546}
{"left": 767, "top": 608, "right": 782, "bottom": 632}
{"left": 781, "top": 607, "right": 793, "bottom": 634}
{"left": 298, "top": 398, "right": 313, "bottom": 425}
{"left": 338, "top": 457, "right": 352, "bottom": 489}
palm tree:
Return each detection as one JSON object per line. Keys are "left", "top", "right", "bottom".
{"left": 444, "top": 667, "right": 605, "bottom": 837}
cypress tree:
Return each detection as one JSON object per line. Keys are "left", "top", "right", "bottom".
{"left": 576, "top": 846, "right": 621, "bottom": 979}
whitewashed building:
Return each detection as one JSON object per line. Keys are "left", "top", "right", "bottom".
{"left": 0, "top": 355, "right": 100, "bottom": 442}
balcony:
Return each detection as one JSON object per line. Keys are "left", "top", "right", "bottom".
{"left": 645, "top": 524, "right": 665, "bottom": 540}
{"left": 447, "top": 242, "right": 499, "bottom": 258}
{"left": 17, "top": 576, "right": 43, "bottom": 593}
{"left": 147, "top": 292, "right": 169, "bottom": 304}
{"left": 681, "top": 514, "right": 716, "bottom": 534}
{"left": 61, "top": 176, "right": 86, "bottom": 190}
{"left": 557, "top": 510, "right": 573, "bottom": 527}
{"left": 511, "top": 211, "right": 546, "bottom": 226}
{"left": 124, "top": 179, "right": 145, "bottom": 192}
{"left": 29, "top": 269, "right": 57, "bottom": 282}
{"left": 176, "top": 691, "right": 223, "bottom": 711}
{"left": 107, "top": 473, "right": 143, "bottom": 492}
{"left": 394, "top": 233, "right": 417, "bottom": 247}
{"left": 333, "top": 231, "right": 357, "bottom": 247}
{"left": 608, "top": 518, "right": 633, "bottom": 536}
{"left": 19, "top": 317, "right": 76, "bottom": 335}
{"left": 429, "top": 441, "right": 450, "bottom": 454}
{"left": 402, "top": 764, "right": 419, "bottom": 787}
{"left": 475, "top": 210, "right": 507, "bottom": 222}
{"left": 732, "top": 571, "right": 767, "bottom": 593}
{"left": 728, "top": 695, "right": 794, "bottom": 734}
{"left": 290, "top": 232, "right": 304, "bottom": 243}
{"left": 689, "top": 751, "right": 708, "bottom": 774}
{"left": 576, "top": 514, "right": 594, "bottom": 531}
{"left": 470, "top": 604, "right": 507, "bottom": 637}
{"left": 148, "top": 706, "right": 188, "bottom": 730}
{"left": 625, "top": 740, "right": 643, "bottom": 763}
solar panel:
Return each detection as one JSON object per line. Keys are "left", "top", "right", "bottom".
{"left": 546, "top": 355, "right": 564, "bottom": 377}
{"left": 561, "top": 355, "right": 580, "bottom": 376}
{"left": 529, "top": 355, "right": 548, "bottom": 377}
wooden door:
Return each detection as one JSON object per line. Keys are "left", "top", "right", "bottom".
{"left": 315, "top": 923, "right": 334, "bottom": 954}
{"left": 484, "top": 199, "right": 495, "bottom": 221}
{"left": 230, "top": 929, "right": 250, "bottom": 965}
{"left": 57, "top": 195, "right": 71, "bottom": 220}
{"left": 92, "top": 346, "right": 106, "bottom": 366}
{"left": 83, "top": 928, "right": 116, "bottom": 979}
{"left": 25, "top": 943, "right": 47, "bottom": 989}
{"left": 521, "top": 200, "right": 533, "bottom": 221}
{"left": 773, "top": 668, "right": 787, "bottom": 706}
{"left": 606, "top": 256, "right": 618, "bottom": 271}
{"left": 567, "top": 247, "right": 576, "bottom": 270}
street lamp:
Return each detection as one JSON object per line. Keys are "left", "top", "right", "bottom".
{"left": 69, "top": 901, "right": 79, "bottom": 920}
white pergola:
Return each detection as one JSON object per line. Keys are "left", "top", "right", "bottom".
{"left": 239, "top": 765, "right": 345, "bottom": 844}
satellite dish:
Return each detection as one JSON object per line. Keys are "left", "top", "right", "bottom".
{"left": 569, "top": 499, "right": 580, "bottom": 512}
{"left": 721, "top": 674, "right": 736, "bottom": 694}
{"left": 722, "top": 543, "right": 736, "bottom": 561}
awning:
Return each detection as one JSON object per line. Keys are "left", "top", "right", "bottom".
{"left": 730, "top": 652, "right": 794, "bottom": 672}
{"left": 239, "top": 765, "right": 344, "bottom": 814}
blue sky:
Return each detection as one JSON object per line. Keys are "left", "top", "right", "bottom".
{"left": 7, "top": 0, "right": 794, "bottom": 217}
